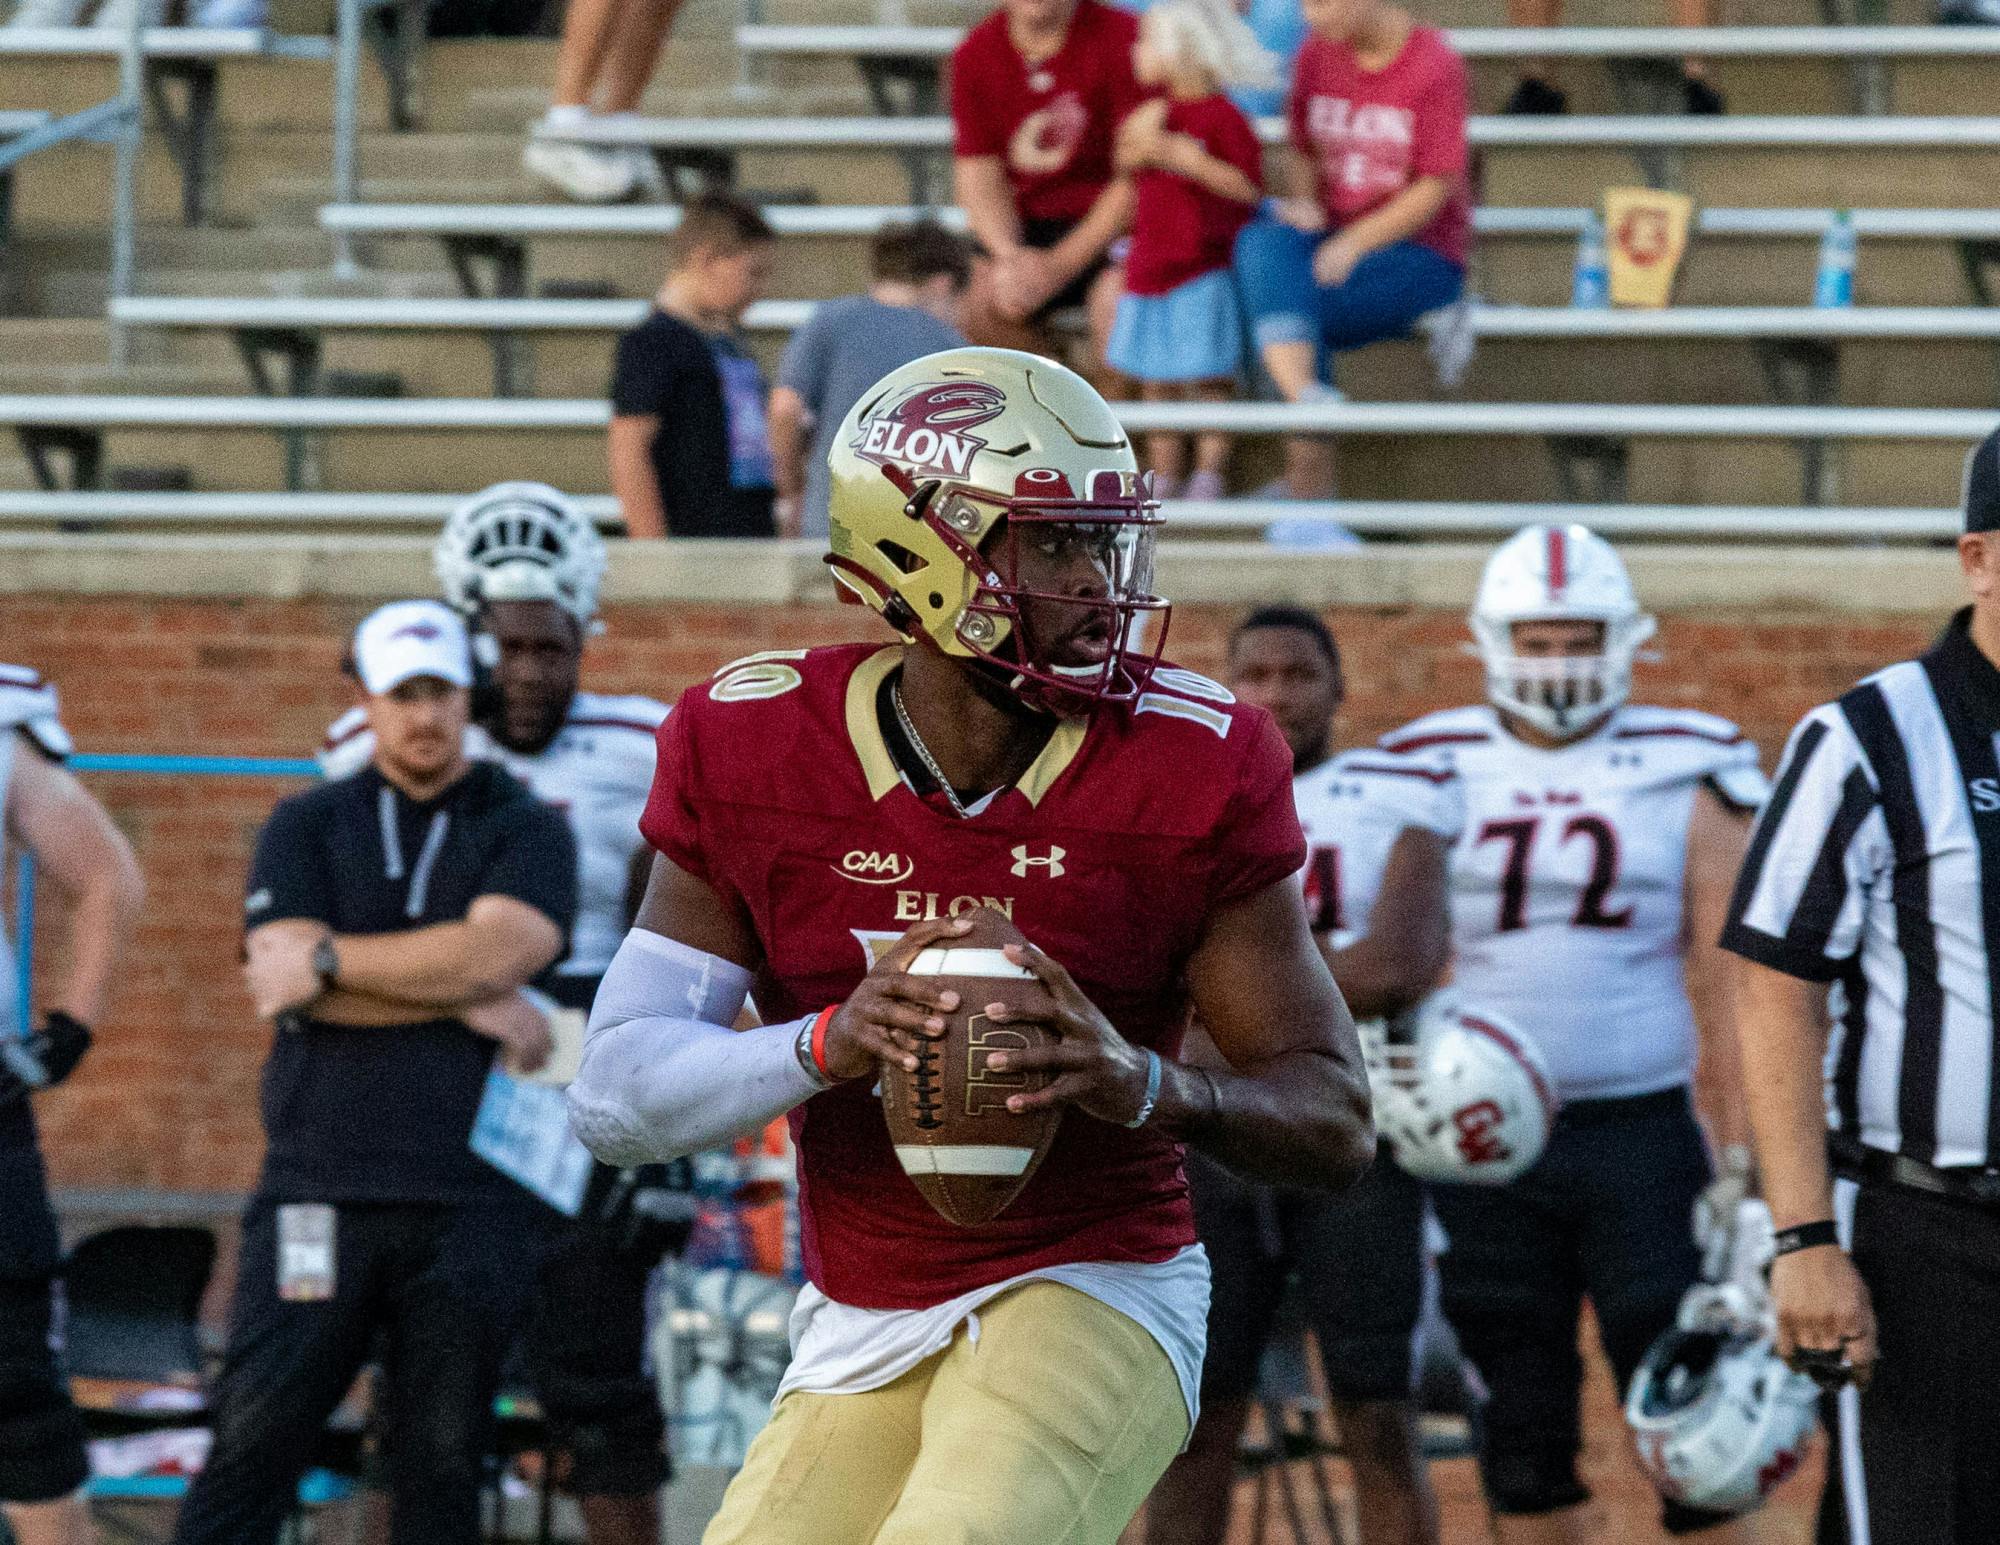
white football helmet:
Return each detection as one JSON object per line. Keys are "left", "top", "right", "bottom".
{"left": 1470, "top": 524, "right": 1656, "bottom": 740}
{"left": 433, "top": 481, "right": 608, "bottom": 628}
{"left": 1363, "top": 991, "right": 1558, "bottom": 1185}
{"left": 1625, "top": 1196, "right": 1821, "bottom": 1516}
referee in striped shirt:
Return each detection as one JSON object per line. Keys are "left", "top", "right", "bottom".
{"left": 1722, "top": 425, "right": 2000, "bottom": 1545}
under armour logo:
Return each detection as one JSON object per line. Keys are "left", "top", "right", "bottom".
{"left": 1010, "top": 844, "right": 1066, "bottom": 878}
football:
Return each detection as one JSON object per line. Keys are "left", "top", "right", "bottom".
{"left": 879, "top": 907, "right": 1063, "bottom": 1226}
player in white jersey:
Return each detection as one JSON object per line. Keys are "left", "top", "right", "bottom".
{"left": 0, "top": 666, "right": 143, "bottom": 1545}
{"left": 1147, "top": 608, "right": 1456, "bottom": 1545}
{"left": 318, "top": 486, "right": 672, "bottom": 1545}
{"left": 1383, "top": 526, "right": 1766, "bottom": 1545}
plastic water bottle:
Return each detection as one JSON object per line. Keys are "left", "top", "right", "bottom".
{"left": 1570, "top": 213, "right": 1610, "bottom": 309}
{"left": 1814, "top": 210, "right": 1857, "bottom": 308}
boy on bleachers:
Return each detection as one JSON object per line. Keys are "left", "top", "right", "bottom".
{"left": 608, "top": 194, "right": 778, "bottom": 540}
{"left": 767, "top": 220, "right": 971, "bottom": 541}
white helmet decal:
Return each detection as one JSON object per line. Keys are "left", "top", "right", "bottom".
{"left": 434, "top": 481, "right": 608, "bottom": 628}
{"left": 1363, "top": 990, "right": 1557, "bottom": 1185}
{"left": 1470, "top": 524, "right": 1656, "bottom": 740}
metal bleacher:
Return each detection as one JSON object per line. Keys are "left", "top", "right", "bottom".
{"left": 528, "top": 109, "right": 2000, "bottom": 203}
{"left": 0, "top": 7, "right": 1996, "bottom": 540}
{"left": 314, "top": 200, "right": 2000, "bottom": 303}
{"left": 737, "top": 21, "right": 2000, "bottom": 60}
{"left": 0, "top": 109, "right": 54, "bottom": 246}
{"left": 736, "top": 20, "right": 2000, "bottom": 116}
{"left": 0, "top": 489, "right": 1962, "bottom": 544}
{"left": 7, "top": 392, "right": 1995, "bottom": 514}
{"left": 104, "top": 295, "right": 2000, "bottom": 484}
{"left": 0, "top": 28, "right": 332, "bottom": 224}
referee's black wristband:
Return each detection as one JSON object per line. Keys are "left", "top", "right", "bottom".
{"left": 1772, "top": 1220, "right": 1841, "bottom": 1257}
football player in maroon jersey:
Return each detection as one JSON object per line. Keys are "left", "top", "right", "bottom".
{"left": 567, "top": 346, "right": 1374, "bottom": 1545}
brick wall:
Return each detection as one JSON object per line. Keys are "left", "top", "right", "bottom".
{"left": 1, "top": 594, "right": 1944, "bottom": 1196}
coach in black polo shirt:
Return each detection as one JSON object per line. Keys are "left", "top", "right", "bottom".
{"left": 170, "top": 600, "right": 577, "bottom": 1545}
{"left": 1724, "top": 427, "right": 2000, "bottom": 1545}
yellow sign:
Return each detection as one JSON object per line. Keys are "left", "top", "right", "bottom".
{"left": 1605, "top": 187, "right": 1695, "bottom": 309}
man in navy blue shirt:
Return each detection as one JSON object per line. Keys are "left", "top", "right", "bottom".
{"left": 169, "top": 600, "right": 578, "bottom": 1545}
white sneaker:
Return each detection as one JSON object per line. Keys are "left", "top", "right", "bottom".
{"left": 6, "top": 0, "right": 90, "bottom": 27}
{"left": 522, "top": 138, "right": 637, "bottom": 203}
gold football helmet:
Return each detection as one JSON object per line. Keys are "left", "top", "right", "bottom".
{"left": 825, "top": 346, "right": 1167, "bottom": 712}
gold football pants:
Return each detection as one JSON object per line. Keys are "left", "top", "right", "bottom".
{"left": 701, "top": 1280, "right": 1189, "bottom": 1545}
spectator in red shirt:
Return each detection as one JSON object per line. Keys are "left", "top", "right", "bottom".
{"left": 1234, "top": 0, "right": 1469, "bottom": 498}
{"left": 1105, "top": 0, "right": 1274, "bottom": 500}
{"left": 950, "top": 0, "right": 1147, "bottom": 374}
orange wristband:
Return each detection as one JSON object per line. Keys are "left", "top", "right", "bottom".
{"left": 810, "top": 1005, "right": 838, "bottom": 1081}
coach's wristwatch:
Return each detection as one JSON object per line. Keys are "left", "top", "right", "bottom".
{"left": 312, "top": 936, "right": 341, "bottom": 995}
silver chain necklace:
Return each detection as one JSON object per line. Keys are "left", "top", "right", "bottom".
{"left": 891, "top": 681, "right": 972, "bottom": 819}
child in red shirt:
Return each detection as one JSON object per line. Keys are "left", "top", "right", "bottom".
{"left": 1234, "top": 0, "right": 1470, "bottom": 498}
{"left": 1105, "top": 0, "right": 1275, "bottom": 501}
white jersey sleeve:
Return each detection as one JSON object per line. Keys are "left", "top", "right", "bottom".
{"left": 0, "top": 664, "right": 72, "bottom": 761}
{"left": 1334, "top": 747, "right": 1463, "bottom": 839}
{"left": 1295, "top": 746, "right": 1461, "bottom": 948}
{"left": 1613, "top": 704, "right": 1771, "bottom": 812}
{"left": 317, "top": 706, "right": 373, "bottom": 777}
{"left": 533, "top": 693, "right": 669, "bottom": 981}
{"left": 1720, "top": 703, "right": 1887, "bottom": 981}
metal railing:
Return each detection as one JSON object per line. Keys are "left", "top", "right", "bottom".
{"left": 0, "top": 8, "right": 146, "bottom": 363}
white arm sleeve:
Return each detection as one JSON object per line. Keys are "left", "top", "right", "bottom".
{"left": 565, "top": 928, "right": 820, "bottom": 1165}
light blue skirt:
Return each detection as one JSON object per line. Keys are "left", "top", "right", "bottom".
{"left": 1106, "top": 267, "right": 1245, "bottom": 384}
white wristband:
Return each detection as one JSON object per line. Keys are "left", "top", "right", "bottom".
{"left": 1123, "top": 1049, "right": 1163, "bottom": 1129}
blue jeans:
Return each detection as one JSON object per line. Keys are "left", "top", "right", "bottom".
{"left": 1234, "top": 219, "right": 1465, "bottom": 384}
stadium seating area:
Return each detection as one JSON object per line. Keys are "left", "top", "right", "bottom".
{"left": 0, "top": 0, "right": 1996, "bottom": 539}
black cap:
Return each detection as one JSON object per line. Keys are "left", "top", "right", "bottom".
{"left": 1965, "top": 426, "right": 2000, "bottom": 533}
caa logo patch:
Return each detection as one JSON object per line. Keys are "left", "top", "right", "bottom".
{"left": 852, "top": 381, "right": 1007, "bottom": 481}
{"left": 834, "top": 849, "right": 915, "bottom": 886}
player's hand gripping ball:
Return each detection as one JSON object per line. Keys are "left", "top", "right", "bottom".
{"left": 873, "top": 908, "right": 1065, "bottom": 1226}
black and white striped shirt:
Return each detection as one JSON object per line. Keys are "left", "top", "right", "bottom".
{"left": 1723, "top": 608, "right": 2000, "bottom": 1170}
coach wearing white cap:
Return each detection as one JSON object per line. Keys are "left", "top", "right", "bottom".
{"left": 170, "top": 600, "right": 579, "bottom": 1545}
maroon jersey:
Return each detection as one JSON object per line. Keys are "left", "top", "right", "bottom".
{"left": 641, "top": 643, "right": 1304, "bottom": 1309}
{"left": 1289, "top": 25, "right": 1472, "bottom": 267}
{"left": 950, "top": 0, "right": 1146, "bottom": 226}
{"left": 1124, "top": 94, "right": 1264, "bottom": 297}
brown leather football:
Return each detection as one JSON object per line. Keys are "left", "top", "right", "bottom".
{"left": 879, "top": 907, "right": 1063, "bottom": 1226}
